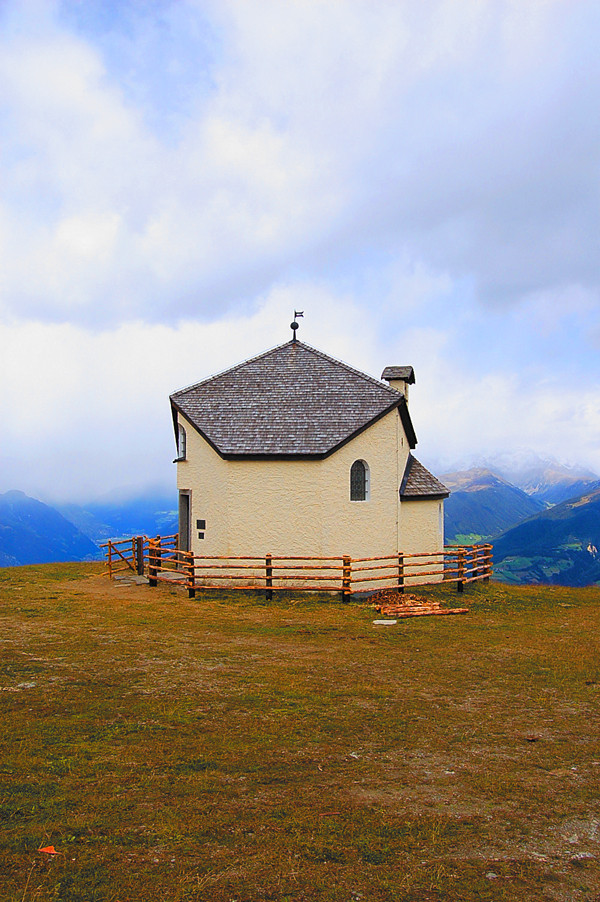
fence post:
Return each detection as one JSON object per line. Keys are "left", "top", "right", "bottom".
{"left": 148, "top": 539, "right": 157, "bottom": 587}
{"left": 265, "top": 554, "right": 273, "bottom": 601}
{"left": 457, "top": 548, "right": 464, "bottom": 593}
{"left": 187, "top": 551, "right": 196, "bottom": 599}
{"left": 107, "top": 541, "right": 113, "bottom": 579}
{"left": 471, "top": 545, "right": 478, "bottom": 581}
{"left": 342, "top": 556, "right": 352, "bottom": 600}
{"left": 135, "top": 536, "right": 144, "bottom": 575}
{"left": 397, "top": 552, "right": 405, "bottom": 593}
{"left": 484, "top": 544, "right": 492, "bottom": 582}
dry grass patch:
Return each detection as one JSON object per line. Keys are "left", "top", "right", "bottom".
{"left": 1, "top": 564, "right": 600, "bottom": 900}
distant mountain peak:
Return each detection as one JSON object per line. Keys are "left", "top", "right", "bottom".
{"left": 442, "top": 467, "right": 544, "bottom": 544}
{"left": 441, "top": 452, "right": 599, "bottom": 507}
{"left": 0, "top": 491, "right": 100, "bottom": 566}
{"left": 441, "top": 467, "right": 512, "bottom": 492}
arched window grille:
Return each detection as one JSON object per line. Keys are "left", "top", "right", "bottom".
{"left": 350, "top": 460, "right": 369, "bottom": 501}
{"left": 178, "top": 425, "right": 187, "bottom": 460}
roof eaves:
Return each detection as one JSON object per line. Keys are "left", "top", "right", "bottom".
{"left": 221, "top": 396, "right": 403, "bottom": 459}
{"left": 170, "top": 401, "right": 179, "bottom": 444}
{"left": 310, "top": 397, "right": 403, "bottom": 458}
{"left": 172, "top": 394, "right": 403, "bottom": 460}
{"left": 222, "top": 452, "right": 327, "bottom": 461}
{"left": 402, "top": 491, "right": 449, "bottom": 501}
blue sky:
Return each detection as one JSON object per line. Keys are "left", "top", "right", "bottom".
{"left": 1, "top": 0, "right": 599, "bottom": 502}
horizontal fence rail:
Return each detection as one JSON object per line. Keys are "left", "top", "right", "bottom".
{"left": 103, "top": 536, "right": 493, "bottom": 598}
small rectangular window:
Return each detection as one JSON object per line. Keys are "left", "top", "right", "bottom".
{"left": 196, "top": 519, "right": 206, "bottom": 530}
{"left": 178, "top": 425, "right": 187, "bottom": 459}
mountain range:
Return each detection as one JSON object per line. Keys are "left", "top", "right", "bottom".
{"left": 492, "top": 484, "right": 600, "bottom": 586}
{"left": 441, "top": 468, "right": 545, "bottom": 544}
{"left": 1, "top": 456, "right": 599, "bottom": 585}
{"left": 0, "top": 490, "right": 177, "bottom": 567}
{"left": 441, "top": 460, "right": 600, "bottom": 587}
{"left": 479, "top": 453, "right": 599, "bottom": 506}
{"left": 0, "top": 491, "right": 99, "bottom": 567}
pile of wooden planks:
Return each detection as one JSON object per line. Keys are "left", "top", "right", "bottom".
{"left": 370, "top": 588, "right": 468, "bottom": 618}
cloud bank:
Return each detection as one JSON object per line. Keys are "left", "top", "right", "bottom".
{"left": 0, "top": 0, "right": 599, "bottom": 500}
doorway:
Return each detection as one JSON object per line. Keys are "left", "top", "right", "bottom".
{"left": 178, "top": 491, "right": 191, "bottom": 552}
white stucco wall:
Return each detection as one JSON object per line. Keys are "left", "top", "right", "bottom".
{"left": 176, "top": 408, "right": 410, "bottom": 561}
{"left": 175, "top": 410, "right": 445, "bottom": 589}
{"left": 399, "top": 498, "right": 445, "bottom": 584}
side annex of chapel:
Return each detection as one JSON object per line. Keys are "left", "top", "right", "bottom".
{"left": 169, "top": 339, "right": 449, "bottom": 561}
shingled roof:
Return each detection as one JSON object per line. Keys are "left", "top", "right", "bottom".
{"left": 170, "top": 340, "right": 417, "bottom": 458}
{"left": 400, "top": 454, "right": 449, "bottom": 499}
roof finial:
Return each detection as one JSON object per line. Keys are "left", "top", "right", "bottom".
{"left": 290, "top": 310, "right": 304, "bottom": 342}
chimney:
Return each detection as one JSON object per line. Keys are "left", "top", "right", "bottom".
{"left": 381, "top": 366, "right": 415, "bottom": 404}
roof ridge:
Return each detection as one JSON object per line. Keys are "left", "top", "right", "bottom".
{"left": 170, "top": 340, "right": 296, "bottom": 398}
{"left": 296, "top": 342, "right": 402, "bottom": 398}
{"left": 171, "top": 339, "right": 401, "bottom": 400}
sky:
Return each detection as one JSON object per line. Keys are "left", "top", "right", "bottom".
{"left": 1, "top": 0, "right": 600, "bottom": 503}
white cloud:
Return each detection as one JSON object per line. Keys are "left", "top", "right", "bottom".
{"left": 1, "top": 0, "right": 597, "bottom": 328}
{"left": 2, "top": 274, "right": 599, "bottom": 502}
{"left": 416, "top": 363, "right": 600, "bottom": 477}
{"left": 0, "top": 0, "right": 599, "bottom": 501}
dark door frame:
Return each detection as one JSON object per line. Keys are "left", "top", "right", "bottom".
{"left": 178, "top": 490, "right": 191, "bottom": 552}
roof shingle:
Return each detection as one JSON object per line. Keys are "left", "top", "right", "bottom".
{"left": 400, "top": 455, "right": 449, "bottom": 499}
{"left": 171, "top": 340, "right": 416, "bottom": 457}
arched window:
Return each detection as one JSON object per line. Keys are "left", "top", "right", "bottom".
{"left": 177, "top": 425, "right": 187, "bottom": 460}
{"left": 350, "top": 460, "right": 369, "bottom": 501}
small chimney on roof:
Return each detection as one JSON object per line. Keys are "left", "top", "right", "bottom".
{"left": 381, "top": 365, "right": 415, "bottom": 403}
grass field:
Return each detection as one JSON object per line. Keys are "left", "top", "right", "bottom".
{"left": 1, "top": 563, "right": 600, "bottom": 901}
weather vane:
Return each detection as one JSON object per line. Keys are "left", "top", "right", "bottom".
{"left": 290, "top": 310, "right": 304, "bottom": 342}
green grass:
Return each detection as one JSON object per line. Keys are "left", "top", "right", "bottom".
{"left": 449, "top": 533, "right": 486, "bottom": 545}
{"left": 1, "top": 563, "right": 600, "bottom": 900}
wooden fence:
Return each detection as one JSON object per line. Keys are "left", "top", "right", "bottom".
{"left": 101, "top": 534, "right": 179, "bottom": 578}
{"left": 102, "top": 536, "right": 492, "bottom": 598}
